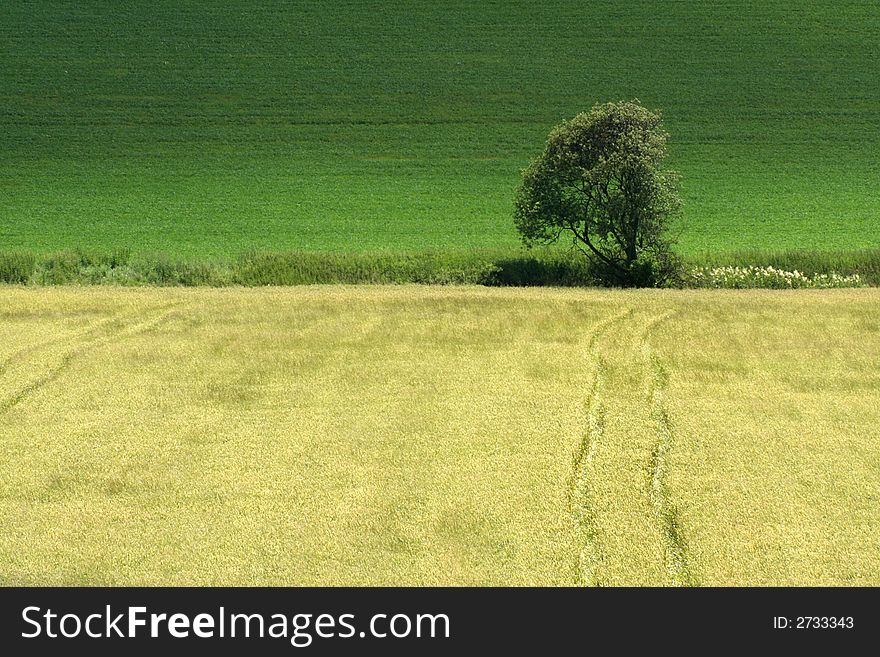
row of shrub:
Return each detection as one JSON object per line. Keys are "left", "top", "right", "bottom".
{"left": 0, "top": 247, "right": 876, "bottom": 288}
{"left": 0, "top": 248, "right": 597, "bottom": 287}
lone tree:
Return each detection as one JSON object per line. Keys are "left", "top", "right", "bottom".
{"left": 514, "top": 100, "right": 681, "bottom": 286}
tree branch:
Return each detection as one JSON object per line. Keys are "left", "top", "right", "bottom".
{"left": 567, "top": 220, "right": 627, "bottom": 274}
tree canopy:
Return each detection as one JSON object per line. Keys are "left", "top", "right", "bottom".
{"left": 514, "top": 100, "right": 681, "bottom": 286}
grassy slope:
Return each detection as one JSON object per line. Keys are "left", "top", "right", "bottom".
{"left": 2, "top": 1, "right": 879, "bottom": 257}
{"left": 1, "top": 287, "right": 878, "bottom": 585}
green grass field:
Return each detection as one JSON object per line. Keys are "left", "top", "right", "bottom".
{"left": 1, "top": 287, "right": 878, "bottom": 585}
{"left": 2, "top": 1, "right": 879, "bottom": 258}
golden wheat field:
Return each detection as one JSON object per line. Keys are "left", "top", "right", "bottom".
{"left": 0, "top": 286, "right": 878, "bottom": 585}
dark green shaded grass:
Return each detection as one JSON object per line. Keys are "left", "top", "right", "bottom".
{"left": 1, "top": 1, "right": 879, "bottom": 257}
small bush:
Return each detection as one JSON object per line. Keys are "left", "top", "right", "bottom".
{"left": 0, "top": 252, "right": 37, "bottom": 284}
{"left": 31, "top": 252, "right": 81, "bottom": 285}
{"left": 135, "top": 255, "right": 232, "bottom": 286}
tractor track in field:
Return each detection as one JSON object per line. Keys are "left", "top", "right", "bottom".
{"left": 569, "top": 308, "right": 632, "bottom": 586}
{"left": 641, "top": 313, "right": 698, "bottom": 587}
{"left": 0, "top": 308, "right": 146, "bottom": 377}
{"left": 0, "top": 303, "right": 181, "bottom": 417}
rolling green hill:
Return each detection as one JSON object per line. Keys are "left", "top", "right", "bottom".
{"left": 2, "top": 1, "right": 879, "bottom": 257}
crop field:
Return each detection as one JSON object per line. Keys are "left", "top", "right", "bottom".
{"left": 2, "top": 1, "right": 880, "bottom": 259}
{"left": 1, "top": 286, "right": 877, "bottom": 586}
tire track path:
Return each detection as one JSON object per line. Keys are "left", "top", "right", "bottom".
{"left": 0, "top": 308, "right": 143, "bottom": 377}
{"left": 641, "top": 312, "right": 697, "bottom": 587}
{"left": 569, "top": 308, "right": 632, "bottom": 586}
{"left": 0, "top": 303, "right": 181, "bottom": 416}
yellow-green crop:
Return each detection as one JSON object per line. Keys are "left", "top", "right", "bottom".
{"left": 1, "top": 287, "right": 878, "bottom": 585}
